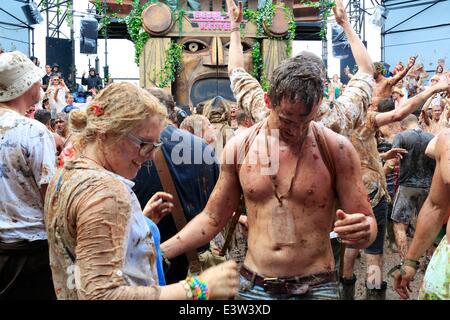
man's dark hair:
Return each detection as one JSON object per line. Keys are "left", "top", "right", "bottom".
{"left": 268, "top": 51, "right": 325, "bottom": 115}
{"left": 34, "top": 109, "right": 51, "bottom": 125}
{"left": 236, "top": 110, "right": 251, "bottom": 125}
{"left": 147, "top": 87, "right": 175, "bottom": 113}
{"left": 378, "top": 98, "right": 395, "bottom": 112}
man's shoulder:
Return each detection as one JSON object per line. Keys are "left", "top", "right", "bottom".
{"left": 313, "top": 122, "right": 353, "bottom": 150}
{"left": 2, "top": 111, "right": 48, "bottom": 134}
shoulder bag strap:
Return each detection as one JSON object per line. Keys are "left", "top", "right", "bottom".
{"left": 153, "top": 148, "right": 202, "bottom": 274}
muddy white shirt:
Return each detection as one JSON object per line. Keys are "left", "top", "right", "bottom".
{"left": 45, "top": 158, "right": 160, "bottom": 299}
{"left": 0, "top": 107, "right": 56, "bottom": 243}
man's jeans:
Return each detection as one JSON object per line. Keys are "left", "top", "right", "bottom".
{"left": 237, "top": 275, "right": 341, "bottom": 300}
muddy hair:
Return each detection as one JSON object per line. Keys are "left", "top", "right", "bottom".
{"left": 69, "top": 82, "right": 167, "bottom": 151}
{"left": 203, "top": 96, "right": 231, "bottom": 124}
{"left": 268, "top": 51, "right": 325, "bottom": 114}
{"left": 146, "top": 87, "right": 175, "bottom": 114}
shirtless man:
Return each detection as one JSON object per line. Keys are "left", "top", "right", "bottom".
{"left": 161, "top": 0, "right": 377, "bottom": 300}
{"left": 393, "top": 129, "right": 450, "bottom": 300}
{"left": 372, "top": 56, "right": 416, "bottom": 111}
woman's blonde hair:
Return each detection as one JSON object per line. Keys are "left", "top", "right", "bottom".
{"left": 69, "top": 82, "right": 167, "bottom": 150}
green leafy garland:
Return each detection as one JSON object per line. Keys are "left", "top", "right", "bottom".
{"left": 124, "top": 0, "right": 156, "bottom": 64}
{"left": 300, "top": 0, "right": 335, "bottom": 39}
{"left": 157, "top": 41, "right": 183, "bottom": 88}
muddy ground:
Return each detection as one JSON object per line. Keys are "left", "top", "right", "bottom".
{"left": 353, "top": 242, "right": 425, "bottom": 300}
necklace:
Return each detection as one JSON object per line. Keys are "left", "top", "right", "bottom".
{"left": 264, "top": 121, "right": 306, "bottom": 207}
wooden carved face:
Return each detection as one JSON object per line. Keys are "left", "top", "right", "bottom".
{"left": 173, "top": 36, "right": 254, "bottom": 109}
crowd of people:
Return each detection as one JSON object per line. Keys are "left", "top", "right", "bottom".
{"left": 0, "top": 0, "right": 448, "bottom": 301}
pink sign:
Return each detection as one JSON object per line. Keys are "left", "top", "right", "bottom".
{"left": 191, "top": 11, "right": 232, "bottom": 31}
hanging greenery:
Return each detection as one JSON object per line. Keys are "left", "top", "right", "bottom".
{"left": 157, "top": 41, "right": 183, "bottom": 88}
{"left": 300, "top": 0, "right": 335, "bottom": 39}
{"left": 243, "top": 1, "right": 296, "bottom": 91}
{"left": 65, "top": 0, "right": 73, "bottom": 28}
{"left": 124, "top": 0, "right": 157, "bottom": 64}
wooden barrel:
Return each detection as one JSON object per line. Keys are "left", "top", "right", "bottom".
{"left": 262, "top": 5, "right": 289, "bottom": 38}
{"left": 142, "top": 2, "right": 173, "bottom": 36}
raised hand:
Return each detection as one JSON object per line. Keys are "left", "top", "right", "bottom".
{"left": 333, "top": 0, "right": 348, "bottom": 26}
{"left": 226, "top": 0, "right": 243, "bottom": 26}
{"left": 407, "top": 56, "right": 417, "bottom": 69}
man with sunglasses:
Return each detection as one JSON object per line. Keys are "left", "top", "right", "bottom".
{"left": 46, "top": 74, "right": 69, "bottom": 118}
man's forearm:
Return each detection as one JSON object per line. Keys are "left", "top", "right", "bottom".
{"left": 392, "top": 62, "right": 413, "bottom": 84}
{"left": 161, "top": 211, "right": 225, "bottom": 259}
{"left": 406, "top": 198, "right": 446, "bottom": 261}
{"left": 341, "top": 21, "right": 373, "bottom": 75}
{"left": 228, "top": 27, "right": 244, "bottom": 75}
{"left": 398, "top": 86, "right": 437, "bottom": 117}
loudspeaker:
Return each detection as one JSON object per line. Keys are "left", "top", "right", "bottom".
{"left": 80, "top": 16, "right": 98, "bottom": 54}
{"left": 46, "top": 37, "right": 74, "bottom": 89}
{"left": 332, "top": 24, "right": 349, "bottom": 59}
{"left": 22, "top": 1, "right": 44, "bottom": 25}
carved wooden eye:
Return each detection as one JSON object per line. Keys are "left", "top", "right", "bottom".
{"left": 183, "top": 40, "right": 208, "bottom": 53}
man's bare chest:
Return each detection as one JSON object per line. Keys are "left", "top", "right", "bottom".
{"left": 238, "top": 145, "right": 333, "bottom": 205}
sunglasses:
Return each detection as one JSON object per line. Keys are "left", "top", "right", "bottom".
{"left": 127, "top": 132, "right": 163, "bottom": 157}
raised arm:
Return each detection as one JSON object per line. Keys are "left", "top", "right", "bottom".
{"left": 375, "top": 82, "right": 450, "bottom": 127}
{"left": 334, "top": 0, "right": 373, "bottom": 75}
{"left": 227, "top": 0, "right": 244, "bottom": 75}
{"left": 388, "top": 56, "right": 416, "bottom": 86}
{"left": 161, "top": 139, "right": 242, "bottom": 259}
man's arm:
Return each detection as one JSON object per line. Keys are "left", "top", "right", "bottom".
{"left": 328, "top": 130, "right": 377, "bottom": 248}
{"left": 227, "top": 0, "right": 244, "bottom": 75}
{"left": 161, "top": 139, "right": 242, "bottom": 259}
{"left": 388, "top": 56, "right": 416, "bottom": 86}
{"left": 375, "top": 82, "right": 450, "bottom": 127}
{"left": 334, "top": 0, "right": 373, "bottom": 75}
{"left": 394, "top": 129, "right": 450, "bottom": 299}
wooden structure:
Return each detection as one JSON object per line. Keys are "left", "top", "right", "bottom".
{"left": 93, "top": 0, "right": 322, "bottom": 108}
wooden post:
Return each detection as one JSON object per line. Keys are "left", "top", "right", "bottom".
{"left": 262, "top": 39, "right": 288, "bottom": 82}
{"left": 140, "top": 37, "right": 172, "bottom": 91}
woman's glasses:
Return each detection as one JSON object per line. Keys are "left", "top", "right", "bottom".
{"left": 127, "top": 132, "right": 163, "bottom": 157}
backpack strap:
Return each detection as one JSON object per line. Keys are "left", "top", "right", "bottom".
{"left": 311, "top": 122, "right": 336, "bottom": 193}
{"left": 153, "top": 148, "right": 202, "bottom": 275}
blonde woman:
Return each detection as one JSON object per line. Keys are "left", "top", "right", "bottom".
{"left": 44, "top": 83, "right": 238, "bottom": 300}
